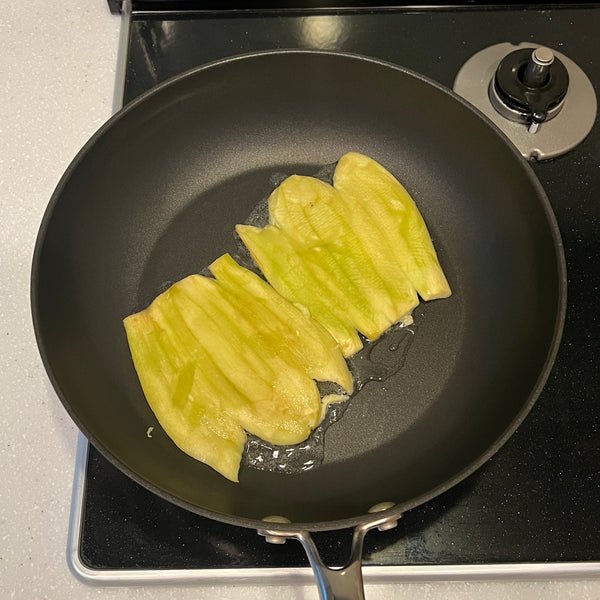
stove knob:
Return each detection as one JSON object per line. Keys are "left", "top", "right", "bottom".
{"left": 489, "top": 46, "right": 570, "bottom": 132}
{"left": 522, "top": 47, "right": 554, "bottom": 87}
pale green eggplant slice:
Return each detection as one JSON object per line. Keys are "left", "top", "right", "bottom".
{"left": 124, "top": 254, "right": 352, "bottom": 482}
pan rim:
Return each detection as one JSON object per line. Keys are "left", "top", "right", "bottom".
{"left": 30, "top": 48, "right": 568, "bottom": 532}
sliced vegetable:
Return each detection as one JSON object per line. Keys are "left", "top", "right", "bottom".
{"left": 124, "top": 306, "right": 247, "bottom": 482}
{"left": 236, "top": 224, "right": 364, "bottom": 356}
{"left": 125, "top": 152, "right": 451, "bottom": 483}
{"left": 237, "top": 156, "right": 447, "bottom": 354}
{"left": 333, "top": 152, "right": 451, "bottom": 301}
{"left": 124, "top": 255, "right": 352, "bottom": 482}
{"left": 209, "top": 253, "right": 353, "bottom": 393}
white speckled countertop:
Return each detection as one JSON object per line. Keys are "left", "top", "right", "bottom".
{"left": 1, "top": 1, "right": 599, "bottom": 598}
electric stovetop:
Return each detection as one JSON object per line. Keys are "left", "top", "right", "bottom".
{"left": 69, "top": 1, "right": 600, "bottom": 584}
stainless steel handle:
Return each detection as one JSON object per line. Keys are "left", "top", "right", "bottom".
{"left": 258, "top": 508, "right": 400, "bottom": 600}
{"left": 295, "top": 525, "right": 368, "bottom": 600}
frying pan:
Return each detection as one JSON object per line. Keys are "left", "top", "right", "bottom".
{"left": 31, "top": 50, "right": 566, "bottom": 598}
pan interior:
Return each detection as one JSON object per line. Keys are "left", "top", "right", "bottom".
{"left": 33, "top": 52, "right": 563, "bottom": 528}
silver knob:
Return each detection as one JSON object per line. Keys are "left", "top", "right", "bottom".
{"left": 523, "top": 47, "right": 554, "bottom": 87}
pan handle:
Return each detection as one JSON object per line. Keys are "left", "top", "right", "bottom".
{"left": 258, "top": 506, "right": 400, "bottom": 600}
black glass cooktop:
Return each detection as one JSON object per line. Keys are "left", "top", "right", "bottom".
{"left": 77, "top": 4, "right": 600, "bottom": 574}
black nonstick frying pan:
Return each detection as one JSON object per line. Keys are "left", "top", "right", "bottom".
{"left": 31, "top": 50, "right": 566, "bottom": 598}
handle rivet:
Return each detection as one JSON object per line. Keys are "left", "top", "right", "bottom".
{"left": 258, "top": 515, "right": 292, "bottom": 545}
{"left": 368, "top": 501, "right": 397, "bottom": 513}
{"left": 368, "top": 501, "right": 401, "bottom": 531}
{"left": 264, "top": 534, "right": 287, "bottom": 545}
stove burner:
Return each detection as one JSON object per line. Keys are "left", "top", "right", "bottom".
{"left": 453, "top": 42, "right": 597, "bottom": 160}
{"left": 490, "top": 47, "right": 569, "bottom": 133}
